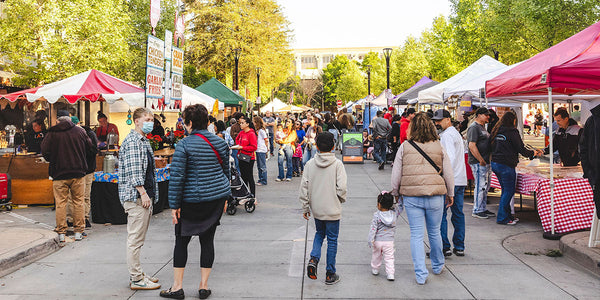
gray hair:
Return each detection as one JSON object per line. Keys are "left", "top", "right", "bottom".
{"left": 58, "top": 116, "right": 72, "bottom": 123}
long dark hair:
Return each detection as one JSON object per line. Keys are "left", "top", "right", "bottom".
{"left": 490, "top": 111, "right": 517, "bottom": 143}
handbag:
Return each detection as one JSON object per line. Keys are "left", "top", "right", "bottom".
{"left": 407, "top": 140, "right": 443, "bottom": 177}
{"left": 238, "top": 152, "right": 252, "bottom": 163}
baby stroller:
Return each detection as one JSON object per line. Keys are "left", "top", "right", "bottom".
{"left": 226, "top": 157, "right": 256, "bottom": 215}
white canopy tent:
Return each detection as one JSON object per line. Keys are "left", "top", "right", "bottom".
{"left": 260, "top": 98, "right": 287, "bottom": 113}
{"left": 418, "top": 55, "right": 506, "bottom": 105}
{"left": 368, "top": 89, "right": 393, "bottom": 107}
{"left": 444, "top": 62, "right": 520, "bottom": 103}
{"left": 110, "top": 84, "right": 222, "bottom": 113}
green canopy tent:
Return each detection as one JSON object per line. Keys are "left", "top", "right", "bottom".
{"left": 196, "top": 78, "right": 245, "bottom": 111}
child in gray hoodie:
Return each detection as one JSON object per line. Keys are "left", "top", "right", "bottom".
{"left": 368, "top": 192, "right": 402, "bottom": 281}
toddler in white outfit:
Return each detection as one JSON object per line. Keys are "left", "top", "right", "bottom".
{"left": 368, "top": 192, "right": 402, "bottom": 281}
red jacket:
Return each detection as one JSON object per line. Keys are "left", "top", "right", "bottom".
{"left": 236, "top": 129, "right": 258, "bottom": 160}
{"left": 400, "top": 117, "right": 410, "bottom": 144}
{"left": 384, "top": 113, "right": 393, "bottom": 125}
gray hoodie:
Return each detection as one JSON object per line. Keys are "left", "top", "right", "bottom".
{"left": 299, "top": 152, "right": 347, "bottom": 220}
{"left": 368, "top": 205, "right": 401, "bottom": 245}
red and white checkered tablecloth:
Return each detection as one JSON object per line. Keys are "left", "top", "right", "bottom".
{"left": 490, "top": 172, "right": 595, "bottom": 233}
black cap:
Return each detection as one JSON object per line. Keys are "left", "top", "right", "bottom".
{"left": 431, "top": 109, "right": 451, "bottom": 121}
{"left": 405, "top": 108, "right": 416, "bottom": 115}
{"left": 475, "top": 107, "right": 490, "bottom": 116}
{"left": 57, "top": 110, "right": 70, "bottom": 118}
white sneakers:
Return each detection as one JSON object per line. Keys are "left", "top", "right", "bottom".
{"left": 74, "top": 232, "right": 83, "bottom": 241}
{"left": 58, "top": 234, "right": 65, "bottom": 243}
{"left": 130, "top": 277, "right": 161, "bottom": 290}
{"left": 387, "top": 274, "right": 395, "bottom": 281}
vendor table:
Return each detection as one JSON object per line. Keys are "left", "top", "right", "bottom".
{"left": 90, "top": 166, "right": 170, "bottom": 225}
{"left": 490, "top": 163, "right": 594, "bottom": 234}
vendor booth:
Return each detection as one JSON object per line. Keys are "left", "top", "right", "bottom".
{"left": 260, "top": 98, "right": 287, "bottom": 113}
{"left": 0, "top": 69, "right": 143, "bottom": 205}
{"left": 486, "top": 20, "right": 600, "bottom": 239}
{"left": 196, "top": 78, "right": 245, "bottom": 117}
{"left": 393, "top": 76, "right": 437, "bottom": 105}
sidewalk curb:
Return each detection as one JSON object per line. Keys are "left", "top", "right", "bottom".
{"left": 0, "top": 228, "right": 60, "bottom": 278}
{"left": 559, "top": 231, "right": 600, "bottom": 276}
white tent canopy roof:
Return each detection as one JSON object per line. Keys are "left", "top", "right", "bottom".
{"left": 368, "top": 89, "right": 393, "bottom": 107}
{"left": 110, "top": 84, "right": 222, "bottom": 113}
{"left": 418, "top": 55, "right": 506, "bottom": 105}
{"left": 261, "top": 98, "right": 287, "bottom": 112}
{"left": 444, "top": 62, "right": 520, "bottom": 102}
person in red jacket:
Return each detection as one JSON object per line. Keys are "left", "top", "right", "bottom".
{"left": 234, "top": 115, "right": 258, "bottom": 197}
{"left": 400, "top": 108, "right": 416, "bottom": 144}
{"left": 383, "top": 107, "right": 395, "bottom": 125}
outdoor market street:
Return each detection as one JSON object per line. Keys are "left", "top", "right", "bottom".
{"left": 0, "top": 149, "right": 599, "bottom": 300}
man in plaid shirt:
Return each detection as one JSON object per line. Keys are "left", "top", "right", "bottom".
{"left": 118, "top": 107, "right": 161, "bottom": 290}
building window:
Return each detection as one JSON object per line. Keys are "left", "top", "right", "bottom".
{"left": 322, "top": 55, "right": 333, "bottom": 65}
{"left": 301, "top": 55, "right": 317, "bottom": 69}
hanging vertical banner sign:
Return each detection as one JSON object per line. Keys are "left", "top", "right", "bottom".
{"left": 150, "top": 0, "right": 161, "bottom": 33}
{"left": 171, "top": 46, "right": 184, "bottom": 101}
{"left": 174, "top": 11, "right": 185, "bottom": 46}
{"left": 163, "top": 30, "right": 173, "bottom": 106}
{"left": 146, "top": 35, "right": 164, "bottom": 105}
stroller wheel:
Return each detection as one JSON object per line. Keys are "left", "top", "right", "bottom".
{"left": 6, "top": 204, "right": 12, "bottom": 211}
{"left": 244, "top": 200, "right": 256, "bottom": 213}
{"left": 226, "top": 204, "right": 237, "bottom": 215}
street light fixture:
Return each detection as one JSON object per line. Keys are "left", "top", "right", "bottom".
{"left": 256, "top": 67, "right": 261, "bottom": 115}
{"left": 383, "top": 48, "right": 392, "bottom": 90}
{"left": 233, "top": 48, "right": 241, "bottom": 92}
{"left": 491, "top": 43, "right": 500, "bottom": 60}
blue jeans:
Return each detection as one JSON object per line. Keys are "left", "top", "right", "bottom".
{"left": 278, "top": 144, "right": 293, "bottom": 180}
{"left": 373, "top": 138, "right": 387, "bottom": 164}
{"left": 256, "top": 152, "right": 267, "bottom": 185}
{"left": 302, "top": 145, "right": 318, "bottom": 165}
{"left": 470, "top": 163, "right": 490, "bottom": 214}
{"left": 441, "top": 186, "right": 466, "bottom": 251}
{"left": 404, "top": 195, "right": 445, "bottom": 284}
{"left": 268, "top": 134, "right": 274, "bottom": 155}
{"left": 310, "top": 219, "right": 340, "bottom": 274}
{"left": 491, "top": 162, "right": 516, "bottom": 224}
{"left": 231, "top": 149, "right": 240, "bottom": 174}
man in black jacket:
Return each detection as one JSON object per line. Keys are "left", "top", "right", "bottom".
{"left": 544, "top": 108, "right": 583, "bottom": 166}
{"left": 41, "top": 110, "right": 95, "bottom": 242}
{"left": 580, "top": 104, "right": 600, "bottom": 218}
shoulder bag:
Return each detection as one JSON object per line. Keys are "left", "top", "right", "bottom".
{"left": 193, "top": 133, "right": 223, "bottom": 165}
{"left": 407, "top": 140, "right": 443, "bottom": 177}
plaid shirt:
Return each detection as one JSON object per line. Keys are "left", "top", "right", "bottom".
{"left": 118, "top": 129, "right": 158, "bottom": 204}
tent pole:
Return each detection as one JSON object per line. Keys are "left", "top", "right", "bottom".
{"left": 549, "top": 87, "right": 556, "bottom": 236}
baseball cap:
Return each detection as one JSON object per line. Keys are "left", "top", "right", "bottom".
{"left": 475, "top": 107, "right": 490, "bottom": 116}
{"left": 431, "top": 109, "right": 451, "bottom": 121}
{"left": 70, "top": 116, "right": 80, "bottom": 124}
{"left": 388, "top": 106, "right": 395, "bottom": 111}
{"left": 57, "top": 110, "right": 70, "bottom": 118}
{"left": 405, "top": 108, "right": 416, "bottom": 115}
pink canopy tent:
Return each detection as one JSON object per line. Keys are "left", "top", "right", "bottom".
{"left": 0, "top": 69, "right": 144, "bottom": 106}
{"left": 486, "top": 21, "right": 600, "bottom": 239}
{"left": 486, "top": 20, "right": 600, "bottom": 98}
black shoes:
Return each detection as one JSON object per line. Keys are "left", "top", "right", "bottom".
{"left": 66, "top": 221, "right": 74, "bottom": 227}
{"left": 378, "top": 162, "right": 385, "bottom": 170}
{"left": 307, "top": 257, "right": 318, "bottom": 280}
{"left": 159, "top": 288, "right": 184, "bottom": 299}
{"left": 85, "top": 219, "right": 92, "bottom": 228}
{"left": 483, "top": 210, "right": 496, "bottom": 217}
{"left": 325, "top": 272, "right": 340, "bottom": 285}
{"left": 453, "top": 248, "right": 465, "bottom": 256}
{"left": 199, "top": 289, "right": 211, "bottom": 299}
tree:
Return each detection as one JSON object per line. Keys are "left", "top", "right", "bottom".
{"left": 0, "top": 0, "right": 136, "bottom": 87}
{"left": 184, "top": 0, "right": 293, "bottom": 102}
{"left": 321, "top": 55, "right": 349, "bottom": 105}
{"left": 421, "top": 16, "right": 464, "bottom": 82}
{"left": 335, "top": 61, "right": 366, "bottom": 104}
{"left": 360, "top": 52, "right": 385, "bottom": 96}
{"left": 300, "top": 79, "right": 323, "bottom": 108}
{"left": 183, "top": 65, "right": 215, "bottom": 88}
{"left": 390, "top": 37, "right": 430, "bottom": 93}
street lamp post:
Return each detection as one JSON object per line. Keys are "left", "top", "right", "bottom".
{"left": 491, "top": 43, "right": 500, "bottom": 60}
{"left": 383, "top": 48, "right": 392, "bottom": 90}
{"left": 366, "top": 65, "right": 372, "bottom": 131}
{"left": 233, "top": 48, "right": 241, "bottom": 92}
{"left": 256, "top": 67, "right": 261, "bottom": 116}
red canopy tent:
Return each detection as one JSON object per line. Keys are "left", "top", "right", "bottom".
{"left": 486, "top": 21, "right": 600, "bottom": 239}
{"left": 0, "top": 69, "right": 143, "bottom": 106}
{"left": 486, "top": 21, "right": 600, "bottom": 98}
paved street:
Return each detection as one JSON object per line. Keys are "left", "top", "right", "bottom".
{"left": 0, "top": 153, "right": 599, "bottom": 299}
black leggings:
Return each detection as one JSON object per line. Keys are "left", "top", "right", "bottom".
{"left": 239, "top": 159, "right": 256, "bottom": 196}
{"left": 173, "top": 225, "right": 217, "bottom": 268}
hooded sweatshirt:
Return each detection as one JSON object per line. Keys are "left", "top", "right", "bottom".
{"left": 491, "top": 126, "right": 535, "bottom": 168}
{"left": 299, "top": 152, "right": 347, "bottom": 220}
{"left": 367, "top": 205, "right": 402, "bottom": 245}
{"left": 41, "top": 119, "right": 94, "bottom": 180}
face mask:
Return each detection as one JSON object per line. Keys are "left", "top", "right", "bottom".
{"left": 142, "top": 121, "right": 154, "bottom": 134}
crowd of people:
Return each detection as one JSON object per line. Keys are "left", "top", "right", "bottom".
{"left": 35, "top": 100, "right": 600, "bottom": 298}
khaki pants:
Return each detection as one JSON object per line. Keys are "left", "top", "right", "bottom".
{"left": 124, "top": 198, "right": 152, "bottom": 282}
{"left": 66, "top": 173, "right": 94, "bottom": 222}
{"left": 53, "top": 177, "right": 85, "bottom": 234}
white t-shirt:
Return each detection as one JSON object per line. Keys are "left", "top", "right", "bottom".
{"left": 440, "top": 126, "right": 468, "bottom": 186}
{"left": 257, "top": 129, "right": 268, "bottom": 153}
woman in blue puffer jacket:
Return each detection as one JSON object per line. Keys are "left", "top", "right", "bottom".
{"left": 160, "top": 104, "right": 231, "bottom": 300}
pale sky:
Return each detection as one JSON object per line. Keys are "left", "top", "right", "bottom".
{"left": 277, "top": 0, "right": 453, "bottom": 49}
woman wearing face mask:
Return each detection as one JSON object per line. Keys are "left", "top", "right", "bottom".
{"left": 232, "top": 115, "right": 258, "bottom": 197}
{"left": 160, "top": 104, "right": 231, "bottom": 299}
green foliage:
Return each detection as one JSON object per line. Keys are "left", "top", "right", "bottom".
{"left": 335, "top": 61, "right": 366, "bottom": 103}
{"left": 321, "top": 55, "right": 350, "bottom": 105}
{"left": 421, "top": 16, "right": 464, "bottom": 82}
{"left": 273, "top": 76, "right": 302, "bottom": 105}
{"left": 183, "top": 65, "right": 215, "bottom": 88}
{"left": 184, "top": 0, "right": 293, "bottom": 102}
{"left": 390, "top": 37, "right": 430, "bottom": 93}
